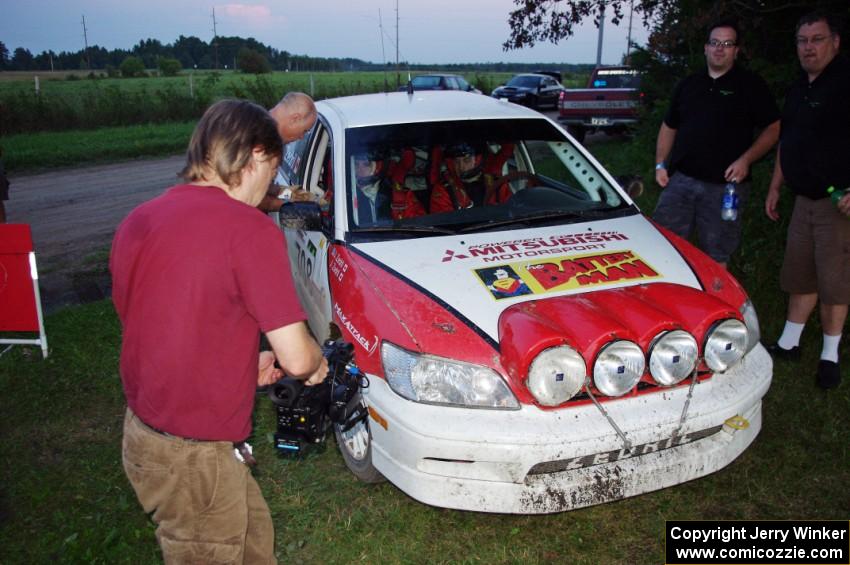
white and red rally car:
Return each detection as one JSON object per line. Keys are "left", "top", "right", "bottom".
{"left": 274, "top": 91, "right": 772, "bottom": 514}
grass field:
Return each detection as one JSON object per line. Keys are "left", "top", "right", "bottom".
{"left": 0, "top": 298, "right": 847, "bottom": 563}
{"left": 0, "top": 70, "right": 546, "bottom": 139}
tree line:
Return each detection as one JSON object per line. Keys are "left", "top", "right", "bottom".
{"left": 0, "top": 34, "right": 592, "bottom": 75}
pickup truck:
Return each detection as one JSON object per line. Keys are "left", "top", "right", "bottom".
{"left": 558, "top": 66, "right": 642, "bottom": 143}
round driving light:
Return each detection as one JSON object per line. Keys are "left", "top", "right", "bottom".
{"left": 704, "top": 319, "right": 748, "bottom": 372}
{"left": 593, "top": 340, "right": 644, "bottom": 396}
{"left": 527, "top": 346, "right": 586, "bottom": 406}
{"left": 649, "top": 330, "right": 698, "bottom": 386}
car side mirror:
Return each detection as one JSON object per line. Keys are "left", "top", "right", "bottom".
{"left": 615, "top": 175, "right": 644, "bottom": 199}
{"left": 278, "top": 201, "right": 323, "bottom": 231}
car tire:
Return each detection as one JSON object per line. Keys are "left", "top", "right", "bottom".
{"left": 567, "top": 125, "right": 586, "bottom": 143}
{"left": 334, "top": 398, "right": 385, "bottom": 483}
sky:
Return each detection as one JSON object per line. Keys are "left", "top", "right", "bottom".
{"left": 0, "top": 0, "right": 651, "bottom": 65}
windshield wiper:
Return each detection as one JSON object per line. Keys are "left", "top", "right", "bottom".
{"left": 351, "top": 225, "right": 457, "bottom": 236}
{"left": 458, "top": 208, "right": 616, "bottom": 233}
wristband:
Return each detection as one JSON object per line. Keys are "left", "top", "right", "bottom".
{"left": 655, "top": 163, "right": 666, "bottom": 171}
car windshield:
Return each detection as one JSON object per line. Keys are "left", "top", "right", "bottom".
{"left": 412, "top": 76, "right": 442, "bottom": 89}
{"left": 344, "top": 118, "right": 632, "bottom": 237}
{"left": 506, "top": 76, "right": 540, "bottom": 88}
{"left": 591, "top": 69, "right": 641, "bottom": 89}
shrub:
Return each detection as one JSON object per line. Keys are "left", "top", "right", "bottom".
{"left": 237, "top": 48, "right": 271, "bottom": 74}
{"left": 158, "top": 57, "right": 182, "bottom": 77}
{"left": 119, "top": 56, "right": 146, "bottom": 78}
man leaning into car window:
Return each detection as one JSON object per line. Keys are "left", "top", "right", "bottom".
{"left": 110, "top": 99, "right": 328, "bottom": 563}
{"left": 260, "top": 92, "right": 319, "bottom": 213}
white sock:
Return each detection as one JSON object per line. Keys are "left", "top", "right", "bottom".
{"left": 777, "top": 321, "right": 805, "bottom": 350}
{"left": 820, "top": 333, "right": 841, "bottom": 363}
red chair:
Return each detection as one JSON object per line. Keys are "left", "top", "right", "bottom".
{"left": 0, "top": 224, "right": 48, "bottom": 358}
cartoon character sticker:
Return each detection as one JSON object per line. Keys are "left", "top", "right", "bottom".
{"left": 474, "top": 250, "right": 661, "bottom": 300}
{"left": 475, "top": 266, "right": 533, "bottom": 300}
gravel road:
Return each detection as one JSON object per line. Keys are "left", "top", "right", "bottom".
{"left": 6, "top": 155, "right": 185, "bottom": 312}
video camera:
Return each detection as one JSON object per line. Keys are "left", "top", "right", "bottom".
{"left": 268, "top": 339, "right": 369, "bottom": 456}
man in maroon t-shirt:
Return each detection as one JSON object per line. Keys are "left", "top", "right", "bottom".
{"left": 111, "top": 99, "right": 327, "bottom": 563}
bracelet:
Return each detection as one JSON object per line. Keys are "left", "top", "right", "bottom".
{"left": 655, "top": 163, "right": 666, "bottom": 171}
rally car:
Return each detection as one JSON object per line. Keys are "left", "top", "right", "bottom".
{"left": 274, "top": 91, "right": 772, "bottom": 514}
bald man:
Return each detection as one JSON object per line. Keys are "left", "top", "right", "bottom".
{"left": 261, "top": 92, "right": 320, "bottom": 212}
{"left": 269, "top": 92, "right": 317, "bottom": 143}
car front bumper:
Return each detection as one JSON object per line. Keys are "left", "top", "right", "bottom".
{"left": 364, "top": 344, "right": 772, "bottom": 514}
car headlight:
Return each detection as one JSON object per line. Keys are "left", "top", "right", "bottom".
{"left": 527, "top": 345, "right": 586, "bottom": 406}
{"left": 381, "top": 342, "right": 519, "bottom": 409}
{"left": 740, "top": 299, "right": 760, "bottom": 354}
{"left": 648, "top": 330, "right": 698, "bottom": 386}
{"left": 703, "top": 319, "right": 748, "bottom": 373}
{"left": 593, "top": 340, "right": 645, "bottom": 396}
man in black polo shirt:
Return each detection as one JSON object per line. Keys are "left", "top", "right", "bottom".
{"left": 654, "top": 20, "right": 780, "bottom": 268}
{"left": 764, "top": 11, "right": 850, "bottom": 389}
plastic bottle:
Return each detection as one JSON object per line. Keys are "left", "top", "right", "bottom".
{"left": 827, "top": 186, "right": 849, "bottom": 207}
{"left": 721, "top": 182, "right": 738, "bottom": 221}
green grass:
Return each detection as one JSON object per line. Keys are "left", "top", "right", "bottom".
{"left": 2, "top": 122, "right": 195, "bottom": 172}
{"left": 0, "top": 299, "right": 847, "bottom": 564}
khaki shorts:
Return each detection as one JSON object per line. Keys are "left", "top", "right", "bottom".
{"left": 122, "top": 408, "right": 277, "bottom": 564}
{"left": 780, "top": 195, "right": 850, "bottom": 305}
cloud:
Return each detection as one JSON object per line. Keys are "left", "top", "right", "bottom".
{"left": 219, "top": 3, "right": 273, "bottom": 22}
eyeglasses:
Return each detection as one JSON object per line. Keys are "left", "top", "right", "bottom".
{"left": 706, "top": 39, "right": 737, "bottom": 49}
{"left": 796, "top": 34, "right": 832, "bottom": 46}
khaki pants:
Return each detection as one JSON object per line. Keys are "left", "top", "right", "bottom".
{"left": 122, "top": 408, "right": 276, "bottom": 564}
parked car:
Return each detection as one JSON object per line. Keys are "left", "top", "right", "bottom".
{"left": 274, "top": 90, "right": 772, "bottom": 514}
{"left": 559, "top": 66, "right": 644, "bottom": 142}
{"left": 491, "top": 73, "right": 565, "bottom": 110}
{"left": 397, "top": 73, "right": 481, "bottom": 94}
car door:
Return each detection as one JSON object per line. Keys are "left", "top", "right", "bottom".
{"left": 540, "top": 77, "right": 558, "bottom": 107}
{"left": 279, "top": 122, "right": 334, "bottom": 342}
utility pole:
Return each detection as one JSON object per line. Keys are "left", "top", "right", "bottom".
{"left": 212, "top": 8, "right": 219, "bottom": 70}
{"left": 395, "top": 0, "right": 399, "bottom": 88}
{"left": 625, "top": 0, "right": 634, "bottom": 64}
{"left": 595, "top": 3, "right": 605, "bottom": 67}
{"left": 81, "top": 14, "right": 90, "bottom": 70}
{"left": 379, "top": 9, "right": 388, "bottom": 91}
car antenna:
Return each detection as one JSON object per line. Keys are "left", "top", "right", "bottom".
{"left": 406, "top": 72, "right": 414, "bottom": 96}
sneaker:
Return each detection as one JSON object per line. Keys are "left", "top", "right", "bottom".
{"left": 816, "top": 360, "right": 841, "bottom": 389}
{"left": 764, "top": 342, "right": 801, "bottom": 361}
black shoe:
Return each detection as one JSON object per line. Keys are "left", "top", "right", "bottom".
{"left": 765, "top": 342, "right": 801, "bottom": 361}
{"left": 816, "top": 360, "right": 841, "bottom": 389}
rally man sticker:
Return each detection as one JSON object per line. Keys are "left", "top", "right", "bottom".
{"left": 475, "top": 249, "right": 660, "bottom": 300}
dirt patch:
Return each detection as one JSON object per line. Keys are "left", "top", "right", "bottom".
{"left": 6, "top": 155, "right": 185, "bottom": 313}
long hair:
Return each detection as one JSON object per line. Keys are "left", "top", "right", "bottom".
{"left": 180, "top": 99, "right": 283, "bottom": 187}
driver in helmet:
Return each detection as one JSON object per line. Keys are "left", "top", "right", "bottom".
{"left": 353, "top": 149, "right": 424, "bottom": 225}
{"left": 430, "top": 142, "right": 516, "bottom": 214}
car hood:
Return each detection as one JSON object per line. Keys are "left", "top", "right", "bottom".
{"left": 351, "top": 214, "right": 701, "bottom": 344}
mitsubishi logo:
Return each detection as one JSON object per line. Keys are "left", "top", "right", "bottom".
{"left": 441, "top": 249, "right": 469, "bottom": 262}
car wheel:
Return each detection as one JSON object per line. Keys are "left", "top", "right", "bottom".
{"left": 334, "top": 398, "right": 385, "bottom": 483}
{"left": 567, "top": 125, "right": 586, "bottom": 143}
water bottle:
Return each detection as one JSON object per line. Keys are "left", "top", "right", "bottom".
{"left": 827, "top": 186, "right": 849, "bottom": 206}
{"left": 721, "top": 182, "right": 738, "bottom": 221}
